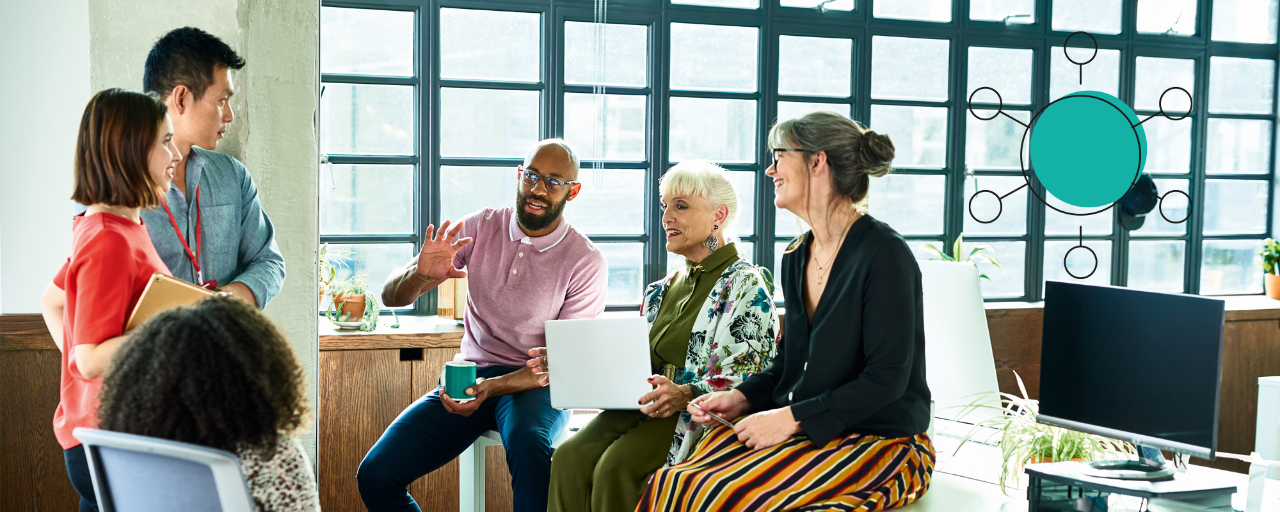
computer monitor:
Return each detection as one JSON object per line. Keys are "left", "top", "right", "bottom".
{"left": 1038, "top": 281, "right": 1225, "bottom": 478}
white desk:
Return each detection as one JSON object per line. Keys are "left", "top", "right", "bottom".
{"left": 903, "top": 434, "right": 1280, "bottom": 512}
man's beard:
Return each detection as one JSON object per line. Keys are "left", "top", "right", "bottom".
{"left": 515, "top": 189, "right": 568, "bottom": 232}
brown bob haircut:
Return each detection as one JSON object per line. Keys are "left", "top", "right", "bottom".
{"left": 72, "top": 88, "right": 169, "bottom": 209}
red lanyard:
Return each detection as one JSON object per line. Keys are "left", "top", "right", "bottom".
{"left": 159, "top": 184, "right": 216, "bottom": 289}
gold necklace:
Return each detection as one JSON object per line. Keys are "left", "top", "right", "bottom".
{"left": 813, "top": 215, "right": 857, "bottom": 285}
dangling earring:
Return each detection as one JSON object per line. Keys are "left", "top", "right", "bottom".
{"left": 703, "top": 224, "right": 720, "bottom": 252}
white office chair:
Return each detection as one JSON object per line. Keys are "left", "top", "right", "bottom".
{"left": 918, "top": 260, "right": 1002, "bottom": 431}
{"left": 73, "top": 427, "right": 254, "bottom": 512}
{"left": 459, "top": 414, "right": 589, "bottom": 512}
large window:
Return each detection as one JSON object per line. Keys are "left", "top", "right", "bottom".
{"left": 321, "top": 0, "right": 1280, "bottom": 311}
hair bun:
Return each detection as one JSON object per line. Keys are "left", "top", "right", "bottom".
{"left": 859, "top": 130, "right": 896, "bottom": 178}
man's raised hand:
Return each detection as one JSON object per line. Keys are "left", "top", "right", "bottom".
{"left": 416, "top": 220, "right": 473, "bottom": 281}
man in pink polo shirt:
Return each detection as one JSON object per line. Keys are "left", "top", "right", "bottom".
{"left": 357, "top": 139, "right": 608, "bottom": 512}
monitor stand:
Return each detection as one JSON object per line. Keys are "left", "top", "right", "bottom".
{"left": 1080, "top": 445, "right": 1176, "bottom": 481}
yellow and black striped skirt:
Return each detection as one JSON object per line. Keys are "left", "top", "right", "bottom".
{"left": 636, "top": 426, "right": 935, "bottom": 512}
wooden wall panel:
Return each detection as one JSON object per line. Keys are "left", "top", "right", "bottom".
{"left": 985, "top": 308, "right": 1044, "bottom": 400}
{"left": 0, "top": 349, "right": 78, "bottom": 510}
{"left": 1195, "top": 319, "right": 1280, "bottom": 473}
{"left": 318, "top": 349, "right": 413, "bottom": 512}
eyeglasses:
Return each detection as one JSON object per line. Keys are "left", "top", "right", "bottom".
{"left": 518, "top": 166, "right": 580, "bottom": 193}
{"left": 771, "top": 148, "right": 807, "bottom": 168}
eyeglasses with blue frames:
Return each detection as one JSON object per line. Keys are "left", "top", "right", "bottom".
{"left": 518, "top": 165, "right": 580, "bottom": 193}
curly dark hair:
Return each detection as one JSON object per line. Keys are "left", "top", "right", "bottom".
{"left": 143, "top": 27, "right": 246, "bottom": 100}
{"left": 98, "top": 296, "right": 307, "bottom": 455}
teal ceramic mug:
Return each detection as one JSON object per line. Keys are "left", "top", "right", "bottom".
{"left": 443, "top": 361, "right": 477, "bottom": 402}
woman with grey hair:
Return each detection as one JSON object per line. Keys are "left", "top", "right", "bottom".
{"left": 639, "top": 111, "right": 934, "bottom": 511}
{"left": 535, "top": 161, "right": 779, "bottom": 512}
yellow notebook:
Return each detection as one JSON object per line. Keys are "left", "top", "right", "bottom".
{"left": 125, "top": 273, "right": 216, "bottom": 332}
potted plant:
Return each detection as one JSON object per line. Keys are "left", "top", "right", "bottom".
{"left": 326, "top": 274, "right": 382, "bottom": 332}
{"left": 1260, "top": 239, "right": 1280, "bottom": 299}
{"left": 921, "top": 233, "right": 1004, "bottom": 280}
{"left": 953, "top": 372, "right": 1134, "bottom": 494}
{"left": 319, "top": 244, "right": 354, "bottom": 308}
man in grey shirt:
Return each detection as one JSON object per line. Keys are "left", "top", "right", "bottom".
{"left": 138, "top": 27, "right": 284, "bottom": 307}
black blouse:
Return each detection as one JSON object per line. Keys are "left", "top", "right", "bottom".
{"left": 735, "top": 215, "right": 931, "bottom": 446}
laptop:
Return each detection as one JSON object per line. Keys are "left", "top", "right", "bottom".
{"left": 125, "top": 273, "right": 216, "bottom": 332}
{"left": 545, "top": 317, "right": 653, "bottom": 410}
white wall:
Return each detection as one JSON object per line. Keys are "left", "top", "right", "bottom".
{"left": 0, "top": 0, "right": 91, "bottom": 314}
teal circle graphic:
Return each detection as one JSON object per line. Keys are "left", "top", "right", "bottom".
{"left": 1027, "top": 91, "right": 1147, "bottom": 210}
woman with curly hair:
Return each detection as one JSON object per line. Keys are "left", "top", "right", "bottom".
{"left": 97, "top": 296, "right": 319, "bottom": 512}
{"left": 638, "top": 111, "right": 934, "bottom": 512}
{"left": 534, "top": 161, "right": 779, "bottom": 512}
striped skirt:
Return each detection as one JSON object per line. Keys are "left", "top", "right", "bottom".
{"left": 636, "top": 426, "right": 935, "bottom": 512}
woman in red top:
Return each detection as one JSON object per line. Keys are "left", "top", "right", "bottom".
{"left": 40, "top": 88, "right": 181, "bottom": 512}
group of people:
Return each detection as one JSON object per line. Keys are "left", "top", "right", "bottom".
{"left": 43, "top": 27, "right": 308, "bottom": 512}
{"left": 44, "top": 22, "right": 934, "bottom": 512}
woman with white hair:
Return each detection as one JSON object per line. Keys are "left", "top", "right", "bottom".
{"left": 537, "top": 161, "right": 779, "bottom": 512}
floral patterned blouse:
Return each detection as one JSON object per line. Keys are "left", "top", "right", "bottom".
{"left": 237, "top": 435, "right": 321, "bottom": 512}
{"left": 642, "top": 258, "right": 780, "bottom": 465}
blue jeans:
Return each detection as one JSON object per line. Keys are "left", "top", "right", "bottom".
{"left": 64, "top": 444, "right": 99, "bottom": 512}
{"left": 358, "top": 365, "right": 570, "bottom": 512}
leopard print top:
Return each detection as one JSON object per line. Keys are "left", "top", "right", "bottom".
{"left": 237, "top": 435, "right": 321, "bottom": 511}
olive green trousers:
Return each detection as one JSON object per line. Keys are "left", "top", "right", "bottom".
{"left": 547, "top": 411, "right": 679, "bottom": 512}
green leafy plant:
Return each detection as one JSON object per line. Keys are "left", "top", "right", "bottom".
{"left": 319, "top": 243, "right": 354, "bottom": 298}
{"left": 922, "top": 233, "right": 1004, "bottom": 281}
{"left": 325, "top": 274, "right": 383, "bottom": 332}
{"left": 952, "top": 371, "right": 1134, "bottom": 494}
{"left": 1261, "top": 238, "right": 1280, "bottom": 275}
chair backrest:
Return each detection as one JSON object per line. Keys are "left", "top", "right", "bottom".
{"left": 917, "top": 260, "right": 1001, "bottom": 425}
{"left": 73, "top": 428, "right": 255, "bottom": 512}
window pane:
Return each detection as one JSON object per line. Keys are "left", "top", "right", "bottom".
{"left": 966, "top": 110, "right": 1029, "bottom": 169}
{"left": 321, "top": 7, "right": 414, "bottom": 76}
{"left": 669, "top": 97, "right": 756, "bottom": 162}
{"left": 775, "top": 206, "right": 809, "bottom": 236}
{"left": 565, "top": 22, "right": 647, "bottom": 87}
{"left": 777, "top": 102, "right": 851, "bottom": 121}
{"left": 1053, "top": 0, "right": 1122, "bottom": 34}
{"left": 867, "top": 174, "right": 945, "bottom": 235}
{"left": 1131, "top": 178, "right": 1190, "bottom": 236}
{"left": 781, "top": 0, "right": 853, "bottom": 10}
{"left": 736, "top": 242, "right": 755, "bottom": 265}
{"left": 564, "top": 94, "right": 646, "bottom": 161}
{"left": 598, "top": 243, "right": 645, "bottom": 304}
{"left": 773, "top": 242, "right": 790, "bottom": 302}
{"left": 1044, "top": 240, "right": 1113, "bottom": 287}
{"left": 1204, "top": 179, "right": 1269, "bottom": 234}
{"left": 1044, "top": 191, "right": 1113, "bottom": 235}
{"left": 440, "top": 9, "right": 539, "bottom": 82}
{"left": 672, "top": 0, "right": 758, "bottom": 7}
{"left": 1137, "top": 0, "right": 1197, "bottom": 35}
{"left": 440, "top": 166, "right": 517, "bottom": 223}
{"left": 1202, "top": 239, "right": 1263, "bottom": 294}
{"left": 1212, "top": 0, "right": 1279, "bottom": 43}
{"left": 1206, "top": 119, "right": 1273, "bottom": 174}
{"left": 1128, "top": 241, "right": 1185, "bottom": 293}
{"left": 875, "top": 0, "right": 952, "bottom": 22}
{"left": 871, "top": 37, "right": 950, "bottom": 102}
{"left": 440, "top": 88, "right": 539, "bottom": 158}
{"left": 670, "top": 24, "right": 758, "bottom": 93}
{"left": 779, "top": 36, "right": 852, "bottom": 97}
{"left": 1134, "top": 57, "right": 1195, "bottom": 111}
{"left": 964, "top": 175, "right": 1027, "bottom": 236}
{"left": 906, "top": 240, "right": 943, "bottom": 260}
{"left": 565, "top": 169, "right": 647, "bottom": 235}
{"left": 321, "top": 165, "right": 413, "bottom": 235}
{"left": 970, "top": 0, "right": 1035, "bottom": 23}
{"left": 1143, "top": 117, "right": 1191, "bottom": 173}
{"left": 1210, "top": 57, "right": 1276, "bottom": 114}
{"left": 321, "top": 84, "right": 414, "bottom": 156}
{"left": 968, "top": 47, "right": 1034, "bottom": 105}
{"left": 725, "top": 171, "right": 756, "bottom": 236}
{"left": 977, "top": 241, "right": 1026, "bottom": 299}
{"left": 1050, "top": 47, "right": 1121, "bottom": 100}
{"left": 326, "top": 244, "right": 416, "bottom": 309}
{"left": 870, "top": 105, "right": 948, "bottom": 168}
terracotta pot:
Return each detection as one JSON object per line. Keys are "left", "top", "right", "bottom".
{"left": 1267, "top": 273, "right": 1280, "bottom": 300}
{"left": 332, "top": 293, "right": 366, "bottom": 322}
